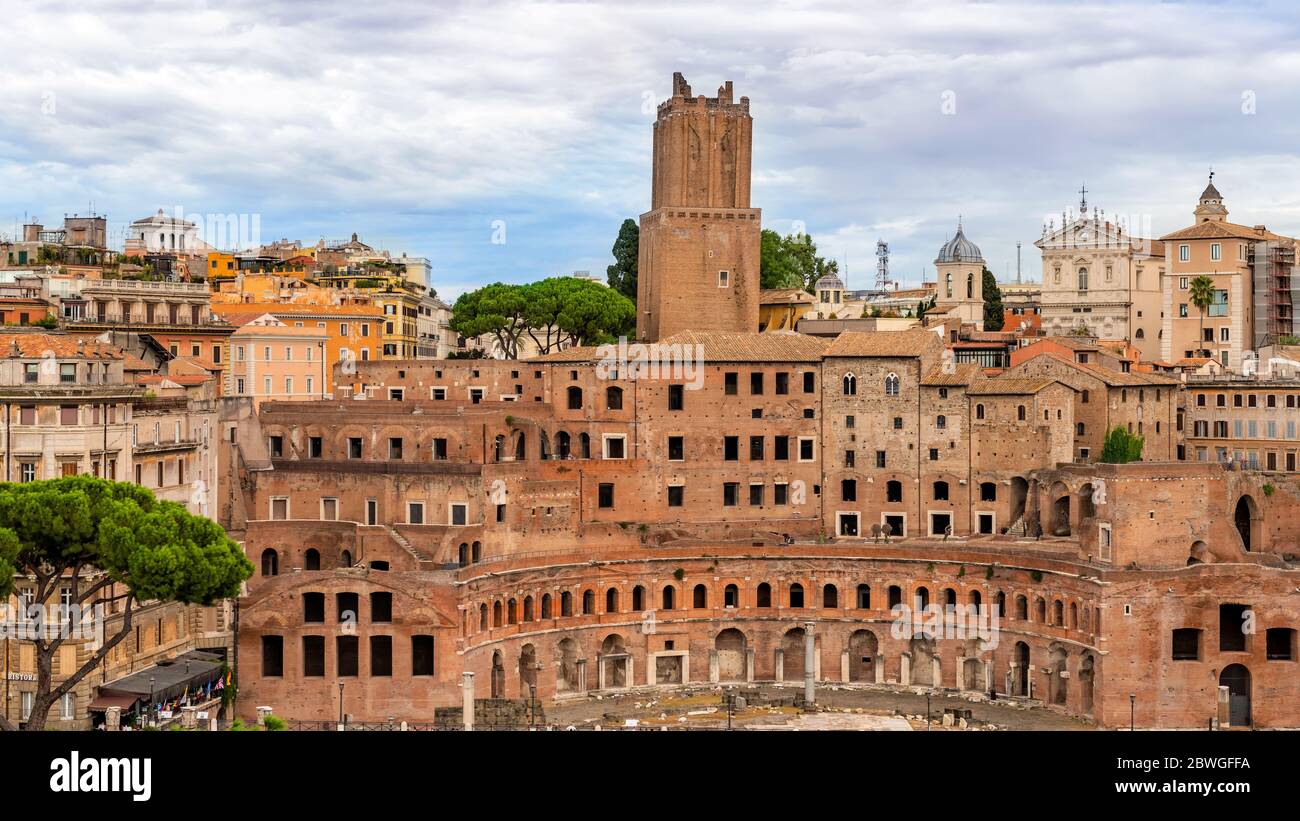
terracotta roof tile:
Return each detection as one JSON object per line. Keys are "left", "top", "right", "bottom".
{"left": 968, "top": 377, "right": 1060, "bottom": 395}
{"left": 0, "top": 332, "right": 122, "bottom": 359}
{"left": 921, "top": 362, "right": 982, "bottom": 386}
{"left": 824, "top": 329, "right": 943, "bottom": 358}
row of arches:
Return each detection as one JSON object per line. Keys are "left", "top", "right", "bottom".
{"left": 463, "top": 578, "right": 1098, "bottom": 640}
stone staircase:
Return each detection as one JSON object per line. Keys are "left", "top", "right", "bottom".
{"left": 385, "top": 525, "right": 434, "bottom": 569}
{"left": 1006, "top": 517, "right": 1029, "bottom": 538}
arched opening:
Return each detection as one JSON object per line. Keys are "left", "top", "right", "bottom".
{"left": 693, "top": 584, "right": 707, "bottom": 608}
{"left": 606, "top": 386, "right": 623, "bottom": 410}
{"left": 340, "top": 549, "right": 353, "bottom": 567}
{"left": 724, "top": 583, "right": 739, "bottom": 608}
{"left": 1234, "top": 496, "right": 1258, "bottom": 551}
{"left": 1050, "top": 481, "right": 1071, "bottom": 536}
{"left": 1220, "top": 664, "right": 1251, "bottom": 726}
{"left": 541, "top": 593, "right": 553, "bottom": 619}
{"left": 756, "top": 582, "right": 772, "bottom": 608}
{"left": 856, "top": 584, "right": 871, "bottom": 609}
{"left": 472, "top": 541, "right": 481, "bottom": 562}
{"left": 492, "top": 601, "right": 503, "bottom": 627}
{"left": 491, "top": 650, "right": 505, "bottom": 698}
{"left": 789, "top": 583, "right": 804, "bottom": 608}
{"left": 1015, "top": 595, "right": 1028, "bottom": 620}
{"left": 1034, "top": 596, "right": 1046, "bottom": 622}
{"left": 715, "top": 628, "right": 747, "bottom": 681}
{"left": 914, "top": 586, "right": 929, "bottom": 610}
{"left": 458, "top": 543, "right": 468, "bottom": 567}
{"left": 514, "top": 431, "right": 526, "bottom": 461}
{"left": 582, "top": 589, "right": 595, "bottom": 615}
{"left": 303, "top": 549, "right": 320, "bottom": 571}
{"left": 261, "top": 549, "right": 278, "bottom": 577}
{"left": 579, "top": 433, "right": 591, "bottom": 459}
{"left": 507, "top": 598, "right": 517, "bottom": 624}
{"left": 556, "top": 638, "right": 579, "bottom": 694}
{"left": 493, "top": 434, "right": 505, "bottom": 462}
{"left": 478, "top": 603, "right": 487, "bottom": 630}
{"left": 560, "top": 591, "right": 572, "bottom": 616}
{"left": 1047, "top": 645, "right": 1068, "bottom": 706}
{"left": 1079, "top": 654, "right": 1095, "bottom": 714}
{"left": 1077, "top": 483, "right": 1096, "bottom": 521}
{"left": 606, "top": 587, "right": 620, "bottom": 613}
{"left": 661, "top": 585, "right": 675, "bottom": 610}
{"left": 600, "top": 633, "right": 628, "bottom": 689}
{"left": 632, "top": 585, "right": 645, "bottom": 611}
{"left": 519, "top": 644, "right": 538, "bottom": 694}
{"left": 1052, "top": 600, "right": 1064, "bottom": 625}
{"left": 848, "top": 629, "right": 878, "bottom": 682}
{"left": 556, "top": 431, "right": 571, "bottom": 458}
{"left": 1014, "top": 641, "right": 1030, "bottom": 696}
{"left": 523, "top": 595, "right": 534, "bottom": 621}
{"left": 822, "top": 583, "right": 838, "bottom": 608}
{"left": 782, "top": 628, "right": 806, "bottom": 682}
{"left": 909, "top": 637, "right": 935, "bottom": 686}
{"left": 566, "top": 386, "right": 583, "bottom": 410}
{"left": 538, "top": 431, "right": 550, "bottom": 460}
{"left": 1188, "top": 540, "right": 1210, "bottom": 565}
{"left": 842, "top": 373, "right": 857, "bottom": 395}
{"left": 962, "top": 638, "right": 986, "bottom": 691}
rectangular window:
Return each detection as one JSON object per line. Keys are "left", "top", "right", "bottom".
{"left": 271, "top": 497, "right": 288, "bottom": 520}
{"left": 433, "top": 438, "right": 448, "bottom": 460}
{"left": 667, "top": 485, "right": 684, "bottom": 507}
{"left": 269, "top": 435, "right": 284, "bottom": 457}
{"left": 407, "top": 501, "right": 425, "bottom": 524}
{"left": 336, "top": 636, "right": 359, "bottom": 677}
{"left": 774, "top": 437, "right": 789, "bottom": 461}
{"left": 321, "top": 498, "right": 338, "bottom": 521}
{"left": 598, "top": 483, "right": 614, "bottom": 508}
{"left": 750, "top": 372, "right": 764, "bottom": 395}
{"left": 803, "top": 372, "right": 815, "bottom": 393}
{"left": 60, "top": 405, "right": 78, "bottom": 425}
{"left": 303, "top": 636, "right": 326, "bottom": 677}
{"left": 1179, "top": 245, "right": 1190, "bottom": 262}
{"left": 667, "top": 436, "right": 684, "bottom": 461}
{"left": 749, "top": 484, "right": 764, "bottom": 506}
{"left": 724, "top": 436, "right": 739, "bottom": 461}
{"left": 798, "top": 437, "right": 815, "bottom": 461}
{"left": 309, "top": 436, "right": 323, "bottom": 458}
{"left": 603, "top": 435, "right": 626, "bottom": 459}
{"left": 389, "top": 437, "right": 403, "bottom": 459}
{"left": 261, "top": 636, "right": 283, "bottom": 677}
{"left": 1211, "top": 243, "right": 1221, "bottom": 261}
{"left": 724, "top": 372, "right": 738, "bottom": 395}
{"left": 749, "top": 436, "right": 764, "bottom": 460}
{"left": 1220, "top": 603, "right": 1249, "bottom": 652}
{"left": 775, "top": 373, "right": 789, "bottom": 395}
{"left": 723, "top": 482, "right": 739, "bottom": 507}
{"left": 412, "top": 636, "right": 435, "bottom": 676}
{"left": 668, "top": 384, "right": 684, "bottom": 410}
{"left": 450, "top": 503, "right": 467, "bottom": 526}
{"left": 774, "top": 483, "right": 788, "bottom": 505}
{"left": 59, "top": 363, "right": 76, "bottom": 383}
{"left": 1172, "top": 628, "right": 1200, "bottom": 661}
{"left": 348, "top": 437, "right": 363, "bottom": 458}
{"left": 370, "top": 636, "right": 393, "bottom": 677}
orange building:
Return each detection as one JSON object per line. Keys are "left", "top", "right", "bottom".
{"left": 212, "top": 302, "right": 384, "bottom": 376}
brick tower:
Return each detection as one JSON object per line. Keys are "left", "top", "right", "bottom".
{"left": 636, "top": 73, "right": 761, "bottom": 341}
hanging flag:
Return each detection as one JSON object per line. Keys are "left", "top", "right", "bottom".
{"left": 226, "top": 669, "right": 233, "bottom": 687}
{"left": 214, "top": 676, "right": 224, "bottom": 692}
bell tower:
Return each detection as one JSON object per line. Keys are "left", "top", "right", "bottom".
{"left": 636, "top": 73, "right": 761, "bottom": 341}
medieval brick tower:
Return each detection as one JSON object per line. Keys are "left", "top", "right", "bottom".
{"left": 636, "top": 73, "right": 761, "bottom": 341}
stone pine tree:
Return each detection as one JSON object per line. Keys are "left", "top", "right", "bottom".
{"left": 0, "top": 477, "right": 253, "bottom": 731}
{"left": 1099, "top": 425, "right": 1144, "bottom": 463}
{"left": 982, "top": 266, "right": 1004, "bottom": 330}
{"left": 606, "top": 219, "right": 639, "bottom": 302}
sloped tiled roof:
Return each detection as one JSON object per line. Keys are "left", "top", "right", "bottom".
{"left": 824, "top": 329, "right": 942, "bottom": 358}
{"left": 921, "top": 362, "right": 982, "bottom": 386}
{"left": 760, "top": 288, "right": 815, "bottom": 304}
{"left": 0, "top": 333, "right": 122, "bottom": 359}
{"left": 1159, "top": 220, "right": 1293, "bottom": 242}
{"left": 968, "top": 377, "right": 1060, "bottom": 395}
{"left": 530, "top": 331, "right": 829, "bottom": 364}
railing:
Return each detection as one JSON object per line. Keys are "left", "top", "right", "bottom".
{"left": 82, "top": 279, "right": 208, "bottom": 294}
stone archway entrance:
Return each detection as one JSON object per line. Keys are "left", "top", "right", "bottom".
{"left": 491, "top": 650, "right": 506, "bottom": 698}
{"left": 600, "top": 634, "right": 629, "bottom": 689}
{"left": 1234, "top": 496, "right": 1258, "bottom": 551}
{"left": 1220, "top": 664, "right": 1251, "bottom": 726}
{"left": 782, "top": 628, "right": 806, "bottom": 682}
{"left": 1079, "top": 654, "right": 1095, "bottom": 715}
{"left": 519, "top": 644, "right": 537, "bottom": 694}
{"left": 715, "top": 629, "right": 747, "bottom": 681}
{"left": 848, "top": 629, "right": 878, "bottom": 682}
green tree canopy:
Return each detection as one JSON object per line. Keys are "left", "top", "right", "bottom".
{"left": 0, "top": 477, "right": 252, "bottom": 731}
{"left": 1099, "top": 425, "right": 1144, "bottom": 463}
{"left": 1188, "top": 274, "right": 1216, "bottom": 357}
{"left": 759, "top": 230, "right": 840, "bottom": 292}
{"left": 453, "top": 278, "right": 636, "bottom": 359}
{"left": 606, "top": 218, "right": 639, "bottom": 302}
{"left": 982, "top": 266, "right": 1004, "bottom": 331}
{"left": 449, "top": 281, "right": 531, "bottom": 360}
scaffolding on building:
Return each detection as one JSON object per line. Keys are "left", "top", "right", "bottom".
{"left": 1251, "top": 240, "right": 1299, "bottom": 347}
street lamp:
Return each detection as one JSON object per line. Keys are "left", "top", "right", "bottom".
{"left": 926, "top": 693, "right": 931, "bottom": 731}
{"left": 1129, "top": 693, "right": 1136, "bottom": 732}
{"left": 528, "top": 683, "right": 537, "bottom": 728}
{"left": 338, "top": 682, "right": 345, "bottom": 729}
{"left": 148, "top": 676, "right": 156, "bottom": 728}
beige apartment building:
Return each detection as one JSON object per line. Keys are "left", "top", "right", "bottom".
{"left": 227, "top": 314, "right": 330, "bottom": 406}
{"left": 1036, "top": 193, "right": 1164, "bottom": 362}
{"left": 1160, "top": 177, "right": 1297, "bottom": 371}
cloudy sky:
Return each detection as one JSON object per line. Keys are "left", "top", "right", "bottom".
{"left": 4, "top": 0, "right": 1300, "bottom": 299}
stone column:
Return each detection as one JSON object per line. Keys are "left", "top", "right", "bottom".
{"left": 932, "top": 656, "right": 942, "bottom": 689}
{"left": 774, "top": 648, "right": 784, "bottom": 682}
{"left": 901, "top": 653, "right": 912, "bottom": 686}
{"left": 955, "top": 655, "right": 966, "bottom": 691}
{"left": 576, "top": 659, "right": 588, "bottom": 693}
{"left": 461, "top": 671, "right": 475, "bottom": 731}
{"left": 105, "top": 706, "right": 121, "bottom": 731}
{"left": 709, "top": 649, "right": 720, "bottom": 684}
{"left": 745, "top": 648, "right": 755, "bottom": 682}
{"left": 874, "top": 653, "right": 884, "bottom": 684}
{"left": 1217, "top": 685, "right": 1230, "bottom": 728}
{"left": 840, "top": 650, "right": 850, "bottom": 684}
{"left": 803, "top": 621, "right": 816, "bottom": 706}
{"left": 627, "top": 657, "right": 635, "bottom": 688}
{"left": 181, "top": 706, "right": 198, "bottom": 729}
{"left": 984, "top": 660, "right": 994, "bottom": 696}
{"left": 597, "top": 656, "right": 606, "bottom": 691}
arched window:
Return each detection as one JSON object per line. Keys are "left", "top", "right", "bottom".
{"left": 856, "top": 584, "right": 871, "bottom": 609}
{"left": 1078, "top": 267, "right": 1088, "bottom": 291}
{"left": 493, "top": 434, "right": 505, "bottom": 462}
{"left": 979, "top": 481, "right": 996, "bottom": 502}
{"left": 582, "top": 589, "right": 595, "bottom": 614}
{"left": 789, "top": 583, "right": 804, "bottom": 608}
{"left": 823, "top": 584, "right": 838, "bottom": 608}
{"left": 966, "top": 272, "right": 973, "bottom": 299}
{"left": 724, "top": 584, "right": 739, "bottom": 607}
{"left": 888, "top": 585, "right": 902, "bottom": 609}
{"left": 886, "top": 480, "right": 903, "bottom": 503}
{"left": 492, "top": 601, "right": 502, "bottom": 627}
{"left": 606, "top": 386, "right": 623, "bottom": 410}
{"left": 945, "top": 588, "right": 957, "bottom": 607}
{"left": 945, "top": 271, "right": 953, "bottom": 298}
{"left": 340, "top": 550, "right": 352, "bottom": 567}
{"left": 260, "top": 549, "right": 278, "bottom": 576}
{"left": 1015, "top": 595, "right": 1028, "bottom": 620}
{"left": 567, "top": 386, "right": 583, "bottom": 410}
{"left": 479, "top": 603, "right": 488, "bottom": 630}
{"left": 632, "top": 585, "right": 645, "bottom": 611}
{"left": 915, "top": 586, "right": 929, "bottom": 609}
{"left": 556, "top": 431, "right": 571, "bottom": 458}
{"left": 560, "top": 591, "right": 573, "bottom": 616}
{"left": 507, "top": 599, "right": 517, "bottom": 624}
{"left": 472, "top": 541, "right": 482, "bottom": 562}
{"left": 523, "top": 596, "right": 534, "bottom": 621}
{"left": 579, "top": 433, "right": 591, "bottom": 459}
{"left": 1076, "top": 422, "right": 1085, "bottom": 436}
{"left": 541, "top": 593, "right": 553, "bottom": 619}
{"left": 304, "top": 549, "right": 320, "bottom": 571}
{"left": 884, "top": 373, "right": 900, "bottom": 396}
{"left": 756, "top": 582, "right": 772, "bottom": 608}
{"left": 661, "top": 586, "right": 676, "bottom": 610}
{"left": 693, "top": 584, "right": 707, "bottom": 608}
{"left": 975, "top": 403, "right": 985, "bottom": 420}
{"left": 842, "top": 373, "right": 857, "bottom": 395}
{"left": 937, "top": 414, "right": 946, "bottom": 429}
{"left": 1017, "top": 405, "right": 1026, "bottom": 421}
{"left": 606, "top": 588, "right": 620, "bottom": 613}
{"left": 1135, "top": 328, "right": 1144, "bottom": 339}
{"left": 458, "top": 543, "right": 468, "bottom": 567}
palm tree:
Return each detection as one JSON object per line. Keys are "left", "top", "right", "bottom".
{"left": 1188, "top": 275, "right": 1216, "bottom": 358}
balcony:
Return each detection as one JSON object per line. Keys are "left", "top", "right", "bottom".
{"left": 82, "top": 279, "right": 208, "bottom": 295}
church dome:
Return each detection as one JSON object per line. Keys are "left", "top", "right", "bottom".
{"left": 814, "top": 272, "right": 845, "bottom": 291}
{"left": 936, "top": 224, "right": 984, "bottom": 264}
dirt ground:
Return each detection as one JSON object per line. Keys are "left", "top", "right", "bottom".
{"left": 542, "top": 684, "right": 1096, "bottom": 731}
